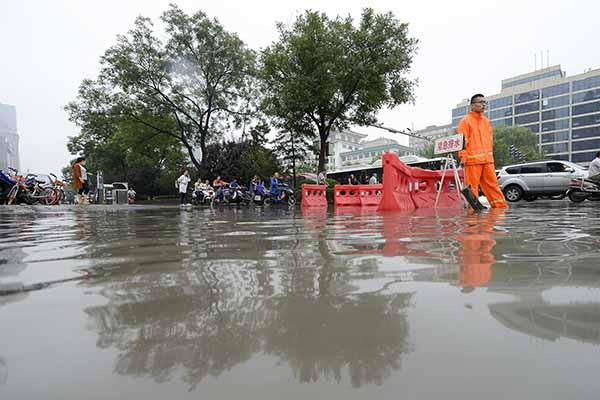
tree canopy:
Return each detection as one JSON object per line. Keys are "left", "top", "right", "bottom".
{"left": 261, "top": 8, "right": 418, "bottom": 171}
{"left": 67, "top": 4, "right": 257, "bottom": 171}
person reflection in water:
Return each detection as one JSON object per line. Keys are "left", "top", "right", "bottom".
{"left": 457, "top": 209, "right": 505, "bottom": 292}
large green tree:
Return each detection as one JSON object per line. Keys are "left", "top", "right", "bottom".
{"left": 67, "top": 4, "right": 257, "bottom": 171}
{"left": 202, "top": 139, "right": 280, "bottom": 186}
{"left": 261, "top": 9, "right": 418, "bottom": 172}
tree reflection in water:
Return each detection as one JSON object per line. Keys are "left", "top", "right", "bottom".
{"left": 84, "top": 212, "right": 414, "bottom": 389}
{"left": 86, "top": 261, "right": 265, "bottom": 389}
{"left": 264, "top": 220, "right": 412, "bottom": 387}
{"left": 263, "top": 293, "right": 411, "bottom": 387}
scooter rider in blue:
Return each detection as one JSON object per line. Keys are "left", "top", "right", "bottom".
{"left": 270, "top": 172, "right": 282, "bottom": 199}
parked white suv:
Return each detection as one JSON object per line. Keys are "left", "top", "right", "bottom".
{"left": 497, "top": 160, "right": 588, "bottom": 202}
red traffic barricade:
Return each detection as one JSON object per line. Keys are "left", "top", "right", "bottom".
{"left": 378, "top": 152, "right": 416, "bottom": 212}
{"left": 333, "top": 185, "right": 361, "bottom": 207}
{"left": 301, "top": 184, "right": 327, "bottom": 207}
{"left": 359, "top": 184, "right": 383, "bottom": 207}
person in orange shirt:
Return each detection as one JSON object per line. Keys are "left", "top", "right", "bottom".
{"left": 457, "top": 94, "right": 508, "bottom": 209}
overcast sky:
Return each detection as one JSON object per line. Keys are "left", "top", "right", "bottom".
{"left": 2, "top": 0, "right": 600, "bottom": 173}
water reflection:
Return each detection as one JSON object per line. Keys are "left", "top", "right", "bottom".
{"left": 3, "top": 204, "right": 600, "bottom": 396}
{"left": 456, "top": 209, "right": 505, "bottom": 289}
{"left": 83, "top": 210, "right": 414, "bottom": 389}
{"left": 0, "top": 356, "right": 7, "bottom": 385}
{"left": 487, "top": 263, "right": 600, "bottom": 345}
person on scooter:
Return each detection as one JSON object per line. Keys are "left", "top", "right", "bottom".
{"left": 127, "top": 186, "right": 136, "bottom": 204}
{"left": 249, "top": 175, "right": 259, "bottom": 195}
{"left": 194, "top": 178, "right": 203, "bottom": 193}
{"left": 270, "top": 172, "right": 281, "bottom": 199}
{"left": 213, "top": 176, "right": 227, "bottom": 201}
{"left": 229, "top": 179, "right": 240, "bottom": 200}
{"left": 589, "top": 151, "right": 600, "bottom": 182}
{"left": 199, "top": 179, "right": 211, "bottom": 191}
{"left": 212, "top": 176, "right": 226, "bottom": 188}
{"left": 256, "top": 179, "right": 266, "bottom": 195}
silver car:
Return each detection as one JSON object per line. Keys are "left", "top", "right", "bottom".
{"left": 497, "top": 160, "right": 587, "bottom": 202}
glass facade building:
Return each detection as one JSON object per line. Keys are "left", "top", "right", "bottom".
{"left": 0, "top": 103, "right": 20, "bottom": 172}
{"left": 451, "top": 65, "right": 600, "bottom": 165}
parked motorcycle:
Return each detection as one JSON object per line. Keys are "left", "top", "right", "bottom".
{"left": 264, "top": 183, "right": 296, "bottom": 207}
{"left": 249, "top": 182, "right": 267, "bottom": 206}
{"left": 192, "top": 188, "right": 214, "bottom": 206}
{"left": 0, "top": 169, "right": 16, "bottom": 203}
{"left": 567, "top": 177, "right": 600, "bottom": 203}
{"left": 211, "top": 184, "right": 251, "bottom": 206}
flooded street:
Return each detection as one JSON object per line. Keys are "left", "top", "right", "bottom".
{"left": 2, "top": 202, "right": 600, "bottom": 399}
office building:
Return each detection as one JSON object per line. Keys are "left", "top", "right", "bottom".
{"left": 451, "top": 65, "right": 600, "bottom": 165}
{"left": 0, "top": 103, "right": 20, "bottom": 172}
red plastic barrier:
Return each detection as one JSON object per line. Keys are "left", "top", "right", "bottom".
{"left": 301, "top": 184, "right": 327, "bottom": 207}
{"left": 378, "top": 152, "right": 416, "bottom": 212}
{"left": 411, "top": 167, "right": 464, "bottom": 209}
{"left": 333, "top": 185, "right": 361, "bottom": 206}
{"left": 359, "top": 184, "right": 383, "bottom": 206}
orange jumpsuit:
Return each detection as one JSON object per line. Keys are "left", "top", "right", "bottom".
{"left": 457, "top": 112, "right": 508, "bottom": 209}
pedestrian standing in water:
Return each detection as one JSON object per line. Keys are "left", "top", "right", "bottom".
{"left": 177, "top": 169, "right": 191, "bottom": 206}
{"left": 72, "top": 156, "right": 89, "bottom": 204}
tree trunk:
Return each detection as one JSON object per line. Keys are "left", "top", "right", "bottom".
{"left": 198, "top": 135, "right": 207, "bottom": 175}
{"left": 291, "top": 135, "right": 296, "bottom": 188}
{"left": 318, "top": 129, "right": 328, "bottom": 173}
{"left": 184, "top": 143, "right": 202, "bottom": 172}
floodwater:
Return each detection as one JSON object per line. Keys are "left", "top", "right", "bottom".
{"left": 1, "top": 202, "right": 600, "bottom": 399}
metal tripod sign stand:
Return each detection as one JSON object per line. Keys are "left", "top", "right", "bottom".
{"left": 432, "top": 134, "right": 485, "bottom": 211}
{"left": 435, "top": 156, "right": 466, "bottom": 208}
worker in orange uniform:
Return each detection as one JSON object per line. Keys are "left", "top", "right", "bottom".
{"left": 457, "top": 94, "right": 508, "bottom": 209}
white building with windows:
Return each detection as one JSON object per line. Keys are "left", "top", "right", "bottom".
{"left": 339, "top": 137, "right": 414, "bottom": 167}
{"left": 325, "top": 129, "right": 415, "bottom": 171}
{"left": 326, "top": 130, "right": 368, "bottom": 170}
